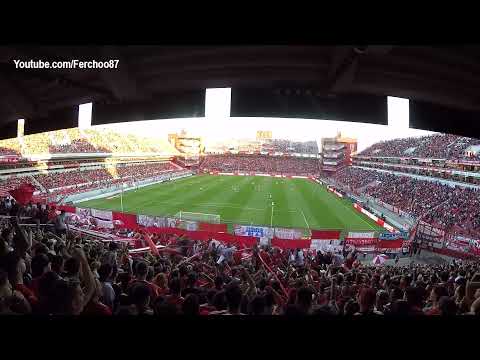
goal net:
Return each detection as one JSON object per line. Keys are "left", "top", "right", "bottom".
{"left": 174, "top": 211, "right": 221, "bottom": 224}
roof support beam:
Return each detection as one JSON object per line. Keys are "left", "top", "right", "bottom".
{"left": 327, "top": 46, "right": 395, "bottom": 93}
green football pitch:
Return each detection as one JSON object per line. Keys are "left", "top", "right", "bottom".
{"left": 77, "top": 175, "right": 383, "bottom": 233}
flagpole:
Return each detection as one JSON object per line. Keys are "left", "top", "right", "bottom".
{"left": 270, "top": 201, "right": 274, "bottom": 227}
{"left": 120, "top": 184, "right": 124, "bottom": 212}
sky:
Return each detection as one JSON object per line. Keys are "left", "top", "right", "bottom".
{"left": 95, "top": 116, "right": 434, "bottom": 153}
{"left": 92, "top": 91, "right": 435, "bottom": 153}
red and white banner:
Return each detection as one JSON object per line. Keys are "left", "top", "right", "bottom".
{"left": 445, "top": 237, "right": 471, "bottom": 253}
{"left": 353, "top": 203, "right": 396, "bottom": 232}
{"left": 327, "top": 186, "right": 343, "bottom": 198}
{"left": 376, "top": 239, "right": 404, "bottom": 249}
{"left": 345, "top": 232, "right": 378, "bottom": 250}
{"left": 271, "top": 238, "right": 312, "bottom": 249}
{"left": 310, "top": 230, "right": 342, "bottom": 252}
{"left": 112, "top": 212, "right": 138, "bottom": 229}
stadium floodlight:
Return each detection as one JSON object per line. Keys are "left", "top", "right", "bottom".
{"left": 387, "top": 96, "right": 409, "bottom": 130}
{"left": 17, "top": 119, "right": 25, "bottom": 138}
{"left": 78, "top": 102, "right": 93, "bottom": 129}
{"left": 205, "top": 88, "right": 231, "bottom": 119}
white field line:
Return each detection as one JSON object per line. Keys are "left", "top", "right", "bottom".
{"left": 331, "top": 191, "right": 377, "bottom": 230}
{"left": 300, "top": 209, "right": 310, "bottom": 229}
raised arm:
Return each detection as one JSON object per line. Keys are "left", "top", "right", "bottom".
{"left": 12, "top": 216, "right": 31, "bottom": 254}
{"left": 73, "top": 247, "right": 96, "bottom": 308}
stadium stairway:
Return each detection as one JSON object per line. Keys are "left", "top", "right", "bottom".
{"left": 414, "top": 250, "right": 450, "bottom": 265}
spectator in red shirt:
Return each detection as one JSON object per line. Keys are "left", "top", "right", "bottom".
{"left": 165, "top": 278, "right": 184, "bottom": 310}
{"left": 128, "top": 261, "right": 160, "bottom": 299}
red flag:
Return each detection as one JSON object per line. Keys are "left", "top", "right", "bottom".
{"left": 9, "top": 183, "right": 35, "bottom": 205}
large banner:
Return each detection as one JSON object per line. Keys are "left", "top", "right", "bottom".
{"left": 112, "top": 212, "right": 138, "bottom": 229}
{"left": 271, "top": 238, "right": 312, "bottom": 249}
{"left": 470, "top": 239, "right": 480, "bottom": 256}
{"left": 379, "top": 232, "right": 405, "bottom": 241}
{"left": 445, "top": 236, "right": 472, "bottom": 254}
{"left": 73, "top": 207, "right": 113, "bottom": 229}
{"left": 274, "top": 227, "right": 303, "bottom": 240}
{"left": 137, "top": 214, "right": 167, "bottom": 228}
{"left": 310, "top": 239, "right": 343, "bottom": 252}
{"left": 233, "top": 225, "right": 274, "bottom": 238}
{"left": 345, "top": 232, "right": 377, "bottom": 252}
{"left": 310, "top": 230, "right": 342, "bottom": 252}
{"left": 90, "top": 208, "right": 114, "bottom": 229}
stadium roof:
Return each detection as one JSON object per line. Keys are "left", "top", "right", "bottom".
{"left": 1, "top": 45, "right": 480, "bottom": 137}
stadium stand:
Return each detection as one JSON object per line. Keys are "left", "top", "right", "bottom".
{"left": 331, "top": 167, "right": 480, "bottom": 239}
{"left": 0, "top": 199, "right": 479, "bottom": 316}
{"left": 0, "top": 176, "right": 40, "bottom": 197}
{"left": 200, "top": 155, "right": 320, "bottom": 176}
{"left": 31, "top": 162, "right": 179, "bottom": 196}
{"left": 261, "top": 139, "right": 319, "bottom": 154}
{"left": 359, "top": 133, "right": 480, "bottom": 160}
{"left": 0, "top": 127, "right": 179, "bottom": 156}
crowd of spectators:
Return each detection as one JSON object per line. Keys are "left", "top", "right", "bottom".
{"left": 116, "top": 162, "right": 177, "bottom": 179}
{"left": 201, "top": 155, "right": 321, "bottom": 176}
{"left": 33, "top": 162, "right": 179, "bottom": 192}
{"left": 423, "top": 188, "right": 480, "bottom": 240}
{"left": 0, "top": 139, "right": 21, "bottom": 156}
{"left": 0, "top": 127, "right": 179, "bottom": 156}
{"left": 359, "top": 134, "right": 480, "bottom": 160}
{"left": 329, "top": 167, "right": 384, "bottom": 190}
{"left": 353, "top": 161, "right": 480, "bottom": 186}
{"left": 0, "top": 162, "right": 186, "bottom": 203}
{"left": 0, "top": 176, "right": 40, "bottom": 197}
{"left": 332, "top": 167, "right": 480, "bottom": 239}
{"left": 261, "top": 140, "right": 319, "bottom": 155}
{"left": 34, "top": 169, "right": 113, "bottom": 190}
{"left": 1, "top": 198, "right": 479, "bottom": 316}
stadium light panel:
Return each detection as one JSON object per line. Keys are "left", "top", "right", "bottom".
{"left": 78, "top": 102, "right": 93, "bottom": 129}
{"left": 205, "top": 88, "right": 231, "bottom": 119}
{"left": 388, "top": 96, "right": 409, "bottom": 129}
{"left": 17, "top": 119, "right": 25, "bottom": 138}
